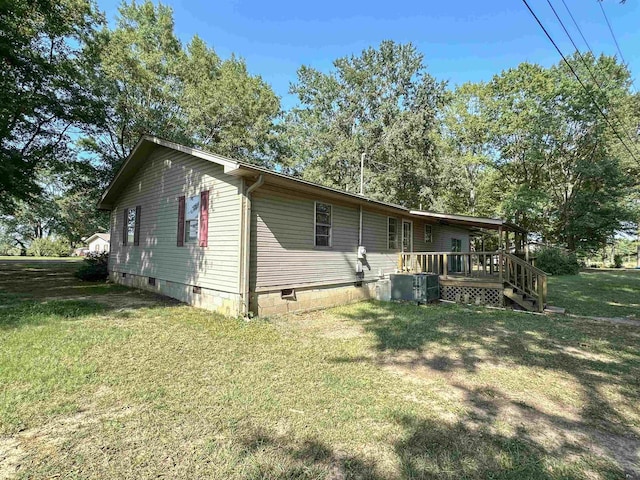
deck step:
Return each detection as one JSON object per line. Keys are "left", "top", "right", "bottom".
{"left": 503, "top": 287, "right": 537, "bottom": 312}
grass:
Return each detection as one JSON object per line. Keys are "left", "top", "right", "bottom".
{"left": 0, "top": 256, "right": 82, "bottom": 261}
{"left": 0, "top": 260, "right": 639, "bottom": 479}
{"left": 547, "top": 269, "right": 640, "bottom": 318}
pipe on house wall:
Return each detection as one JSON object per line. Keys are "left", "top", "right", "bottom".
{"left": 241, "top": 174, "right": 264, "bottom": 317}
{"left": 358, "top": 205, "right": 363, "bottom": 246}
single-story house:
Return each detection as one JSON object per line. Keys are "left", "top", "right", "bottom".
{"left": 98, "top": 136, "right": 546, "bottom": 316}
{"left": 86, "top": 232, "right": 111, "bottom": 254}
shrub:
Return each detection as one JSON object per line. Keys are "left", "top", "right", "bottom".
{"left": 534, "top": 247, "right": 580, "bottom": 275}
{"left": 613, "top": 254, "right": 623, "bottom": 269}
{"left": 75, "top": 252, "right": 109, "bottom": 281}
{"left": 27, "top": 238, "right": 70, "bottom": 257}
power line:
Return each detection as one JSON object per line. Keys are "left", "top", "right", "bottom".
{"left": 560, "top": 0, "right": 596, "bottom": 58}
{"left": 545, "top": 0, "right": 640, "bottom": 155}
{"left": 521, "top": 0, "right": 639, "bottom": 164}
{"left": 596, "top": 0, "right": 636, "bottom": 93}
{"left": 559, "top": 0, "right": 612, "bottom": 89}
{"left": 597, "top": 0, "right": 627, "bottom": 66}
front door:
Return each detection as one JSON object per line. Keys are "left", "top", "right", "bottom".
{"left": 402, "top": 220, "right": 413, "bottom": 252}
{"left": 451, "top": 238, "right": 462, "bottom": 272}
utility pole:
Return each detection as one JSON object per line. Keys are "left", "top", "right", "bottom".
{"left": 360, "top": 152, "right": 365, "bottom": 195}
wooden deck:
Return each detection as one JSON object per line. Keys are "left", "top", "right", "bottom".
{"left": 399, "top": 251, "right": 548, "bottom": 312}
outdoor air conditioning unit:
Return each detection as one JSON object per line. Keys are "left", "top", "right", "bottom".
{"left": 414, "top": 273, "right": 440, "bottom": 303}
{"left": 389, "top": 273, "right": 439, "bottom": 304}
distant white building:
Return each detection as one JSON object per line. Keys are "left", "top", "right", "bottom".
{"left": 86, "top": 233, "right": 110, "bottom": 254}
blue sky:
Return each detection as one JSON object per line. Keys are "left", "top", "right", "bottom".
{"left": 96, "top": 0, "right": 639, "bottom": 110}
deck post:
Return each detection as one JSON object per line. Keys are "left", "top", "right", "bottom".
{"left": 498, "top": 251, "right": 503, "bottom": 284}
{"left": 525, "top": 231, "right": 529, "bottom": 262}
{"left": 398, "top": 253, "right": 403, "bottom": 272}
{"left": 537, "top": 275, "right": 546, "bottom": 312}
{"left": 443, "top": 253, "right": 448, "bottom": 279}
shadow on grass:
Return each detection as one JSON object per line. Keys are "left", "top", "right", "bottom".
{"left": 235, "top": 408, "right": 624, "bottom": 479}
{"left": 0, "top": 300, "right": 109, "bottom": 330}
{"left": 329, "top": 300, "right": 640, "bottom": 477}
{"left": 0, "top": 260, "right": 176, "bottom": 330}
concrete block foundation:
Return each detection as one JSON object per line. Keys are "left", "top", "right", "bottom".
{"left": 251, "top": 281, "right": 377, "bottom": 317}
{"left": 109, "top": 270, "right": 242, "bottom": 316}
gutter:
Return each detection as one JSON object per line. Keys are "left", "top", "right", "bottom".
{"left": 241, "top": 174, "right": 264, "bottom": 317}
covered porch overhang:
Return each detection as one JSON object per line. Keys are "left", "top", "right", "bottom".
{"left": 408, "top": 210, "right": 529, "bottom": 259}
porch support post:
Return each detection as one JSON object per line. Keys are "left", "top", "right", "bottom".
{"left": 525, "top": 232, "right": 530, "bottom": 262}
{"left": 498, "top": 226, "right": 503, "bottom": 284}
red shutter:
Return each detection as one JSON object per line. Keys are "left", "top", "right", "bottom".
{"left": 133, "top": 206, "right": 141, "bottom": 246}
{"left": 199, "top": 190, "right": 209, "bottom": 247}
{"left": 122, "top": 208, "right": 128, "bottom": 246}
{"left": 177, "top": 196, "right": 185, "bottom": 247}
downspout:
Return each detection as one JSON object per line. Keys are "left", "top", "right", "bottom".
{"left": 242, "top": 174, "right": 264, "bottom": 317}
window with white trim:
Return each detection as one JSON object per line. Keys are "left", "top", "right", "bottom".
{"left": 424, "top": 224, "right": 433, "bottom": 243}
{"left": 127, "top": 208, "right": 136, "bottom": 245}
{"left": 315, "top": 202, "right": 332, "bottom": 247}
{"left": 388, "top": 217, "right": 399, "bottom": 250}
{"left": 185, "top": 195, "right": 200, "bottom": 243}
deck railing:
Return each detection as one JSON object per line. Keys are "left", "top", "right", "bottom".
{"left": 398, "top": 251, "right": 548, "bottom": 311}
{"left": 503, "top": 253, "right": 548, "bottom": 311}
{"left": 398, "top": 251, "right": 505, "bottom": 280}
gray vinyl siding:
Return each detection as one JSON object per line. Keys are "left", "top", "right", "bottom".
{"left": 250, "top": 188, "right": 358, "bottom": 289}
{"left": 432, "top": 224, "right": 470, "bottom": 252}
{"left": 412, "top": 220, "right": 470, "bottom": 252}
{"left": 361, "top": 211, "right": 402, "bottom": 278}
{"left": 109, "top": 146, "right": 242, "bottom": 293}
{"left": 251, "top": 188, "right": 416, "bottom": 290}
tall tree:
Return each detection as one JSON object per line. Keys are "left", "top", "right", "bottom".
{"left": 284, "top": 41, "right": 447, "bottom": 207}
{"left": 82, "top": 0, "right": 282, "bottom": 182}
{"left": 79, "top": 0, "right": 188, "bottom": 180}
{"left": 0, "top": 0, "right": 104, "bottom": 212}
{"left": 447, "top": 53, "right": 639, "bottom": 253}
{"left": 181, "top": 36, "right": 280, "bottom": 165}
{"left": 438, "top": 82, "right": 494, "bottom": 216}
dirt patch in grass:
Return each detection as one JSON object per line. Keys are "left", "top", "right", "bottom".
{"left": 0, "top": 438, "right": 23, "bottom": 480}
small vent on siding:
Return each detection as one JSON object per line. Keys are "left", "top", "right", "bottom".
{"left": 148, "top": 277, "right": 156, "bottom": 286}
{"left": 281, "top": 288, "right": 296, "bottom": 300}
{"left": 193, "top": 286, "right": 202, "bottom": 294}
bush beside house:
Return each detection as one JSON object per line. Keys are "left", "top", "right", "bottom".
{"left": 75, "top": 252, "right": 109, "bottom": 281}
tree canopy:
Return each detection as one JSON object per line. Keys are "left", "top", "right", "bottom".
{"left": 283, "top": 41, "right": 447, "bottom": 207}
{"left": 1, "top": 1, "right": 638, "bottom": 256}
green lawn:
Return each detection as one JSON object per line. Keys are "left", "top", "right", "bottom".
{"left": 547, "top": 269, "right": 640, "bottom": 318}
{"left": 0, "top": 261, "right": 639, "bottom": 479}
{"left": 0, "top": 256, "right": 82, "bottom": 261}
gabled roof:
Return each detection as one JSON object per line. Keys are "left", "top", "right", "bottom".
{"left": 98, "top": 135, "right": 525, "bottom": 233}
{"left": 85, "top": 232, "right": 110, "bottom": 244}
